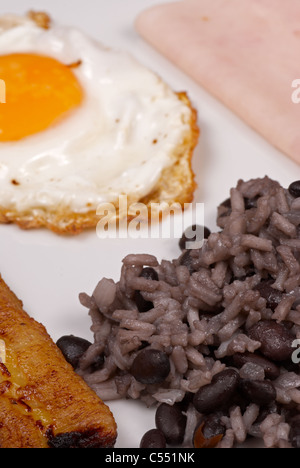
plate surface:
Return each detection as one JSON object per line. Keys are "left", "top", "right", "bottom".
{"left": 0, "top": 0, "right": 298, "bottom": 448}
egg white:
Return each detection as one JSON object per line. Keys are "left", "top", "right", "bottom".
{"left": 0, "top": 15, "right": 192, "bottom": 213}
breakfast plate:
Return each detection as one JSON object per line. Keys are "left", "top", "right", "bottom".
{"left": 0, "top": 0, "right": 299, "bottom": 448}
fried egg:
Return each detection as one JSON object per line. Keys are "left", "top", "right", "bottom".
{"left": 0, "top": 13, "right": 198, "bottom": 233}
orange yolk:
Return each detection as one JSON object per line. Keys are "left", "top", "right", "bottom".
{"left": 0, "top": 53, "right": 84, "bottom": 141}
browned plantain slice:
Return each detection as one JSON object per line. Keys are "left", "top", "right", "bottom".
{"left": 0, "top": 276, "right": 117, "bottom": 448}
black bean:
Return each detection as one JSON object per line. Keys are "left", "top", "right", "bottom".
{"left": 134, "top": 267, "right": 158, "bottom": 312}
{"left": 140, "top": 267, "right": 159, "bottom": 281}
{"left": 240, "top": 264, "right": 257, "bottom": 280}
{"left": 179, "top": 225, "right": 210, "bottom": 251}
{"left": 218, "top": 198, "right": 232, "bottom": 220}
{"left": 130, "top": 348, "right": 170, "bottom": 385}
{"left": 248, "top": 320, "right": 294, "bottom": 362}
{"left": 138, "top": 340, "right": 150, "bottom": 351}
{"left": 220, "top": 198, "right": 231, "bottom": 209}
{"left": 280, "top": 358, "right": 300, "bottom": 373}
{"left": 91, "top": 353, "right": 105, "bottom": 372}
{"left": 155, "top": 403, "right": 187, "bottom": 445}
{"left": 177, "top": 391, "right": 194, "bottom": 412}
{"left": 255, "top": 401, "right": 282, "bottom": 425}
{"left": 253, "top": 279, "right": 283, "bottom": 310}
{"left": 193, "top": 413, "right": 226, "bottom": 448}
{"left": 288, "top": 181, "right": 300, "bottom": 198}
{"left": 193, "top": 425, "right": 223, "bottom": 448}
{"left": 204, "top": 226, "right": 211, "bottom": 238}
{"left": 244, "top": 196, "right": 259, "bottom": 210}
{"left": 193, "top": 369, "right": 240, "bottom": 414}
{"left": 56, "top": 335, "right": 92, "bottom": 369}
{"left": 179, "top": 250, "right": 195, "bottom": 274}
{"left": 201, "top": 412, "right": 226, "bottom": 440}
{"left": 134, "top": 291, "right": 153, "bottom": 312}
{"left": 220, "top": 196, "right": 259, "bottom": 211}
{"left": 231, "top": 352, "right": 280, "bottom": 380}
{"left": 239, "top": 379, "right": 276, "bottom": 406}
{"left": 199, "top": 306, "right": 225, "bottom": 318}
{"left": 140, "top": 429, "right": 166, "bottom": 448}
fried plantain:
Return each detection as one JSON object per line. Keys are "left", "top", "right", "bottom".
{"left": 0, "top": 276, "right": 117, "bottom": 448}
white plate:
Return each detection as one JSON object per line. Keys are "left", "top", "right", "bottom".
{"left": 0, "top": 0, "right": 298, "bottom": 448}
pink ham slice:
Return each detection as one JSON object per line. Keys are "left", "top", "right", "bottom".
{"left": 136, "top": 0, "right": 300, "bottom": 165}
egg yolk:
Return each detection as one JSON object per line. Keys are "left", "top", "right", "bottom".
{"left": 0, "top": 53, "right": 84, "bottom": 141}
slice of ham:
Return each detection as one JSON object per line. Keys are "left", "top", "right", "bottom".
{"left": 136, "top": 0, "right": 300, "bottom": 165}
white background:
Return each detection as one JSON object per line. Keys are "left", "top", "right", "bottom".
{"left": 0, "top": 0, "right": 298, "bottom": 448}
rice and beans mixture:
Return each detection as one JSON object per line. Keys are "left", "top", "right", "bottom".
{"left": 58, "top": 177, "right": 300, "bottom": 448}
